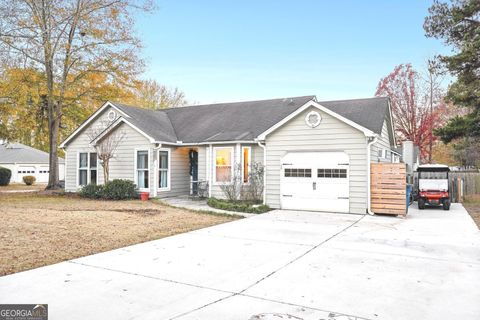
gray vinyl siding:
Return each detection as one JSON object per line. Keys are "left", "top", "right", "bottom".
{"left": 198, "top": 146, "right": 206, "bottom": 181}
{"left": 65, "top": 120, "right": 154, "bottom": 193}
{"left": 64, "top": 106, "right": 117, "bottom": 191}
{"left": 371, "top": 117, "right": 392, "bottom": 163}
{"left": 252, "top": 144, "right": 264, "bottom": 165}
{"left": 64, "top": 106, "right": 193, "bottom": 197}
{"left": 264, "top": 106, "right": 368, "bottom": 214}
{"left": 156, "top": 147, "right": 192, "bottom": 198}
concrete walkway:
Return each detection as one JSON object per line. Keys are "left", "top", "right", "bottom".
{"left": 160, "top": 195, "right": 254, "bottom": 217}
{"left": 1, "top": 204, "right": 479, "bottom": 320}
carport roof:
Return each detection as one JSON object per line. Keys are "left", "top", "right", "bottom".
{"left": 0, "top": 142, "right": 64, "bottom": 164}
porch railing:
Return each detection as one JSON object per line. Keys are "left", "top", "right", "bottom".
{"left": 190, "top": 180, "right": 209, "bottom": 198}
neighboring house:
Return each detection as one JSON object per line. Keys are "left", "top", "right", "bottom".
{"left": 0, "top": 142, "right": 65, "bottom": 183}
{"left": 60, "top": 96, "right": 397, "bottom": 214}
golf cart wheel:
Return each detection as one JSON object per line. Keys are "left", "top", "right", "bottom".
{"left": 443, "top": 199, "right": 451, "bottom": 211}
{"left": 418, "top": 198, "right": 425, "bottom": 210}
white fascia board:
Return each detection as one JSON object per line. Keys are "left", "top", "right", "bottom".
{"left": 159, "top": 140, "right": 256, "bottom": 147}
{"left": 60, "top": 101, "right": 130, "bottom": 148}
{"left": 256, "top": 100, "right": 377, "bottom": 140}
{"left": 387, "top": 98, "right": 397, "bottom": 147}
{"left": 91, "top": 117, "right": 156, "bottom": 145}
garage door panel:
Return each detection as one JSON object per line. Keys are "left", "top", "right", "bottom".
{"left": 280, "top": 152, "right": 350, "bottom": 213}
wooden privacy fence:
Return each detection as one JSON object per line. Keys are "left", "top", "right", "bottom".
{"left": 371, "top": 163, "right": 407, "bottom": 216}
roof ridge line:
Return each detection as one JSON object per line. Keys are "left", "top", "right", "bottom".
{"left": 319, "top": 96, "right": 388, "bottom": 104}
{"left": 162, "top": 95, "right": 317, "bottom": 111}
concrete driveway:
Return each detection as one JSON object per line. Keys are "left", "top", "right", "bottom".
{"left": 1, "top": 204, "right": 480, "bottom": 320}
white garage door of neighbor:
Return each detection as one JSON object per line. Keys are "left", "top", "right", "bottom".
{"left": 37, "top": 166, "right": 50, "bottom": 183}
{"left": 280, "top": 152, "right": 350, "bottom": 213}
{"left": 17, "top": 166, "right": 36, "bottom": 182}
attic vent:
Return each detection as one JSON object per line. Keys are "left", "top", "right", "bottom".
{"left": 305, "top": 110, "right": 321, "bottom": 128}
{"left": 107, "top": 110, "right": 117, "bottom": 121}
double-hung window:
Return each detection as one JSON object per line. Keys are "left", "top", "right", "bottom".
{"left": 89, "top": 153, "right": 97, "bottom": 184}
{"left": 78, "top": 152, "right": 97, "bottom": 186}
{"left": 214, "top": 147, "right": 233, "bottom": 183}
{"left": 136, "top": 150, "right": 149, "bottom": 190}
{"left": 158, "top": 150, "right": 169, "bottom": 190}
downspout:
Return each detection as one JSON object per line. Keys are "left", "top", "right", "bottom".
{"left": 256, "top": 140, "right": 267, "bottom": 205}
{"left": 208, "top": 144, "right": 212, "bottom": 197}
{"left": 367, "top": 135, "right": 378, "bottom": 215}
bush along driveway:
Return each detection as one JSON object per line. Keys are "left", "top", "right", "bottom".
{"left": 1, "top": 203, "right": 479, "bottom": 319}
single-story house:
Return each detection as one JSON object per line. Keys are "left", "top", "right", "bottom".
{"left": 0, "top": 141, "right": 65, "bottom": 183}
{"left": 60, "top": 96, "right": 398, "bottom": 214}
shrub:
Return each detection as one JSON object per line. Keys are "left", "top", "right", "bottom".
{"left": 219, "top": 162, "right": 265, "bottom": 202}
{"left": 22, "top": 175, "right": 36, "bottom": 185}
{"left": 79, "top": 179, "right": 137, "bottom": 200}
{"left": 207, "top": 197, "right": 270, "bottom": 214}
{"left": 79, "top": 183, "right": 104, "bottom": 199}
{"left": 0, "top": 167, "right": 12, "bottom": 186}
{"left": 102, "top": 179, "right": 137, "bottom": 200}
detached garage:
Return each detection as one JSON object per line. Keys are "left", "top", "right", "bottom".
{"left": 0, "top": 142, "right": 64, "bottom": 183}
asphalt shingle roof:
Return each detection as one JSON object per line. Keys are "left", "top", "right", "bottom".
{"left": 318, "top": 97, "right": 390, "bottom": 135}
{"left": 105, "top": 95, "right": 390, "bottom": 144}
{"left": 0, "top": 142, "right": 64, "bottom": 164}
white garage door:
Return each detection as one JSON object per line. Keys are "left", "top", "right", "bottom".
{"left": 280, "top": 152, "right": 350, "bottom": 213}
{"left": 37, "top": 166, "right": 50, "bottom": 183}
{"left": 17, "top": 166, "right": 36, "bottom": 182}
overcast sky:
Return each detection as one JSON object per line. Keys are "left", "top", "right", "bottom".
{"left": 136, "top": 0, "right": 450, "bottom": 104}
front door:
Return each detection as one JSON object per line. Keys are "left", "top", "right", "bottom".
{"left": 189, "top": 149, "right": 198, "bottom": 195}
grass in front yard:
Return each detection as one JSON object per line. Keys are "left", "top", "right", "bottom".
{"left": 0, "top": 183, "right": 46, "bottom": 191}
{"left": 0, "top": 192, "right": 239, "bottom": 276}
{"left": 464, "top": 195, "right": 480, "bottom": 229}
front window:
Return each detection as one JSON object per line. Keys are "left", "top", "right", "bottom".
{"left": 158, "top": 150, "right": 169, "bottom": 189}
{"left": 90, "top": 153, "right": 97, "bottom": 185}
{"left": 78, "top": 152, "right": 97, "bottom": 186}
{"left": 215, "top": 148, "right": 232, "bottom": 183}
{"left": 242, "top": 147, "right": 251, "bottom": 183}
{"left": 136, "top": 150, "right": 149, "bottom": 189}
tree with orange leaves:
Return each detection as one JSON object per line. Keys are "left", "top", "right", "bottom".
{"left": 375, "top": 63, "right": 447, "bottom": 163}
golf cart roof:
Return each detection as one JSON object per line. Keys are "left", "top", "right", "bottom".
{"left": 417, "top": 164, "right": 450, "bottom": 172}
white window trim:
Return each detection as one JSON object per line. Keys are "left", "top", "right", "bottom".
{"left": 157, "top": 148, "right": 171, "bottom": 192}
{"left": 213, "top": 146, "right": 234, "bottom": 185}
{"left": 76, "top": 151, "right": 98, "bottom": 188}
{"left": 241, "top": 146, "right": 252, "bottom": 184}
{"left": 134, "top": 148, "right": 151, "bottom": 192}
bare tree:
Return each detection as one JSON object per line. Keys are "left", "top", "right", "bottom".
{"left": 132, "top": 79, "right": 187, "bottom": 109}
{"left": 87, "top": 120, "right": 125, "bottom": 183}
{"left": 219, "top": 162, "right": 265, "bottom": 202}
{"left": 0, "top": 0, "right": 154, "bottom": 189}
{"left": 219, "top": 164, "right": 242, "bottom": 201}
{"left": 424, "top": 58, "right": 445, "bottom": 163}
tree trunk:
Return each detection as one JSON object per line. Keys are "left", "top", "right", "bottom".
{"left": 103, "top": 160, "right": 109, "bottom": 183}
{"left": 47, "top": 103, "right": 61, "bottom": 189}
